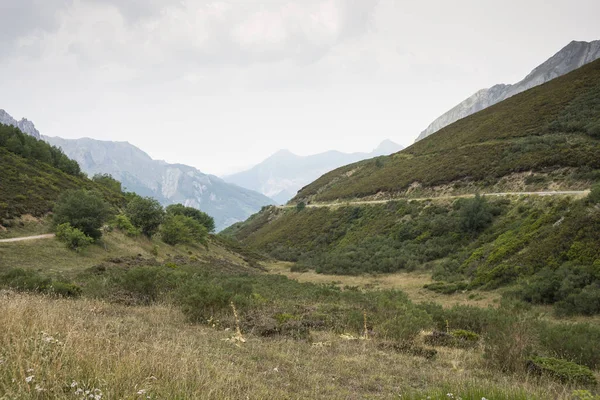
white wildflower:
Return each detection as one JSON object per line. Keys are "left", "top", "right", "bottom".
{"left": 137, "top": 389, "right": 147, "bottom": 395}
{"left": 35, "top": 384, "right": 45, "bottom": 392}
{"left": 25, "top": 375, "right": 34, "bottom": 383}
{"left": 71, "top": 381, "right": 78, "bottom": 388}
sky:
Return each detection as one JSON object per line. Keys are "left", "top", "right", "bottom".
{"left": 1, "top": 0, "right": 599, "bottom": 175}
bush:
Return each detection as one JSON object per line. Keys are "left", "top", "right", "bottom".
{"left": 112, "top": 214, "right": 140, "bottom": 236}
{"left": 53, "top": 189, "right": 112, "bottom": 239}
{"left": 527, "top": 357, "right": 597, "bottom": 386}
{"left": 50, "top": 282, "right": 82, "bottom": 297}
{"left": 460, "top": 194, "right": 492, "bottom": 233}
{"left": 177, "top": 281, "right": 237, "bottom": 323}
{"left": 125, "top": 196, "right": 165, "bottom": 237}
{"left": 112, "top": 266, "right": 182, "bottom": 304}
{"left": 0, "top": 268, "right": 51, "bottom": 293}
{"left": 160, "top": 214, "right": 208, "bottom": 246}
{"left": 588, "top": 184, "right": 600, "bottom": 204}
{"left": 55, "top": 223, "right": 94, "bottom": 250}
{"left": 166, "top": 204, "right": 215, "bottom": 233}
{"left": 538, "top": 322, "right": 600, "bottom": 369}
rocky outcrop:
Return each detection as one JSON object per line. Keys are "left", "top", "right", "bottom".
{"left": 416, "top": 40, "right": 600, "bottom": 142}
{"left": 0, "top": 109, "right": 41, "bottom": 139}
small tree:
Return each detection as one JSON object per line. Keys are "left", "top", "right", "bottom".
{"left": 296, "top": 202, "right": 306, "bottom": 211}
{"left": 160, "top": 214, "right": 208, "bottom": 246}
{"left": 92, "top": 173, "right": 122, "bottom": 193}
{"left": 460, "top": 194, "right": 492, "bottom": 233}
{"left": 165, "top": 204, "right": 215, "bottom": 233}
{"left": 588, "top": 184, "right": 600, "bottom": 205}
{"left": 53, "top": 190, "right": 112, "bottom": 240}
{"left": 125, "top": 196, "right": 165, "bottom": 237}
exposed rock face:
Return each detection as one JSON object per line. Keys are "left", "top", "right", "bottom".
{"left": 416, "top": 40, "right": 600, "bottom": 142}
{"left": 43, "top": 136, "right": 274, "bottom": 231}
{"left": 224, "top": 139, "right": 404, "bottom": 204}
{"left": 0, "top": 109, "right": 41, "bottom": 139}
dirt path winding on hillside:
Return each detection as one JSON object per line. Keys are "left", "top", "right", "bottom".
{"left": 281, "top": 190, "right": 590, "bottom": 209}
{"left": 0, "top": 234, "right": 55, "bottom": 243}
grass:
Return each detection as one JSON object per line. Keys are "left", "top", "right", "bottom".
{"left": 0, "top": 226, "right": 262, "bottom": 279}
{"left": 266, "top": 261, "right": 501, "bottom": 308}
{"left": 0, "top": 292, "right": 587, "bottom": 400}
{"left": 0, "top": 215, "right": 52, "bottom": 240}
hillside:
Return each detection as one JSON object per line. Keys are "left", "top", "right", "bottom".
{"left": 224, "top": 140, "right": 404, "bottom": 204}
{"left": 293, "top": 58, "right": 600, "bottom": 204}
{"left": 0, "top": 124, "right": 123, "bottom": 220}
{"left": 43, "top": 136, "right": 274, "bottom": 231}
{"left": 416, "top": 40, "right": 600, "bottom": 142}
{"left": 224, "top": 59, "right": 600, "bottom": 316}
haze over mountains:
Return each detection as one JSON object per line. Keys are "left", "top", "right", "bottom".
{"left": 416, "top": 40, "right": 600, "bottom": 142}
{"left": 224, "top": 140, "right": 404, "bottom": 204}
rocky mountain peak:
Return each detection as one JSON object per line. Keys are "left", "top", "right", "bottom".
{"left": 0, "top": 109, "right": 42, "bottom": 139}
{"left": 415, "top": 39, "right": 600, "bottom": 142}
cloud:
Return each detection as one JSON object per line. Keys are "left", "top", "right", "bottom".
{"left": 4, "top": 0, "right": 379, "bottom": 70}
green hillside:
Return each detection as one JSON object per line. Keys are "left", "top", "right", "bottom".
{"left": 224, "top": 59, "right": 600, "bottom": 316}
{"left": 0, "top": 124, "right": 124, "bottom": 219}
{"left": 293, "top": 59, "right": 600, "bottom": 204}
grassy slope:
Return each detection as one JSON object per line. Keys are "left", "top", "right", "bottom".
{"left": 293, "top": 59, "right": 600, "bottom": 204}
{"left": 0, "top": 228, "right": 263, "bottom": 279}
{"left": 0, "top": 147, "right": 124, "bottom": 219}
{"left": 1, "top": 293, "right": 572, "bottom": 400}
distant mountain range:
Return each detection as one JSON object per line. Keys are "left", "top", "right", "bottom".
{"left": 224, "top": 139, "right": 404, "bottom": 204}
{"left": 42, "top": 136, "right": 274, "bottom": 231}
{"left": 0, "top": 109, "right": 41, "bottom": 139}
{"left": 415, "top": 40, "right": 600, "bottom": 142}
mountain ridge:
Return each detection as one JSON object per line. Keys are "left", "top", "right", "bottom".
{"left": 0, "top": 109, "right": 41, "bottom": 139}
{"left": 224, "top": 140, "right": 404, "bottom": 204}
{"left": 415, "top": 39, "right": 600, "bottom": 142}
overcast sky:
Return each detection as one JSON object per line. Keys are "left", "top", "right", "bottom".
{"left": 1, "top": 0, "right": 599, "bottom": 175}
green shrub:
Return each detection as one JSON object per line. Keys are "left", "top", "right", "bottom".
{"left": 0, "top": 268, "right": 51, "bottom": 293}
{"left": 166, "top": 204, "right": 215, "bottom": 233}
{"left": 125, "top": 196, "right": 164, "bottom": 237}
{"left": 484, "top": 315, "right": 538, "bottom": 373}
{"left": 177, "top": 281, "right": 237, "bottom": 323}
{"left": 113, "top": 214, "right": 140, "bottom": 236}
{"left": 527, "top": 357, "right": 597, "bottom": 385}
{"left": 588, "top": 184, "right": 600, "bottom": 204}
{"left": 50, "top": 282, "right": 82, "bottom": 297}
{"left": 538, "top": 322, "right": 600, "bottom": 369}
{"left": 451, "top": 329, "right": 480, "bottom": 342}
{"left": 53, "top": 189, "right": 112, "bottom": 239}
{"left": 160, "top": 214, "right": 208, "bottom": 246}
{"left": 55, "top": 223, "right": 94, "bottom": 250}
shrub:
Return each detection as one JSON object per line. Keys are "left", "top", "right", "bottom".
{"left": 538, "top": 322, "right": 600, "bottom": 369}
{"left": 451, "top": 329, "right": 480, "bottom": 342}
{"left": 296, "top": 202, "right": 306, "bottom": 211}
{"left": 527, "top": 357, "right": 597, "bottom": 386}
{"left": 588, "top": 184, "right": 600, "bottom": 204}
{"left": 484, "top": 314, "right": 538, "bottom": 373}
{"left": 125, "top": 196, "right": 165, "bottom": 237}
{"left": 53, "top": 189, "right": 112, "bottom": 239}
{"left": 160, "top": 214, "right": 208, "bottom": 246}
{"left": 166, "top": 204, "right": 216, "bottom": 233}
{"left": 459, "top": 194, "right": 493, "bottom": 233}
{"left": 55, "top": 223, "right": 94, "bottom": 250}
{"left": 50, "top": 282, "right": 83, "bottom": 297}
{"left": 177, "top": 281, "right": 236, "bottom": 323}
{"left": 0, "top": 268, "right": 51, "bottom": 293}
{"left": 113, "top": 214, "right": 140, "bottom": 236}
{"left": 112, "top": 266, "right": 181, "bottom": 304}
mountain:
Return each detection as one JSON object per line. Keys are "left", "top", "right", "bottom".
{"left": 43, "top": 136, "right": 274, "bottom": 231}
{"left": 0, "top": 109, "right": 41, "bottom": 139}
{"left": 224, "top": 57, "right": 600, "bottom": 299}
{"left": 415, "top": 40, "right": 600, "bottom": 142}
{"left": 224, "top": 139, "right": 404, "bottom": 204}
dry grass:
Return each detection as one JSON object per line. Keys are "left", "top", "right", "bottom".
{"left": 0, "top": 292, "right": 576, "bottom": 399}
{"left": 266, "top": 262, "right": 501, "bottom": 308}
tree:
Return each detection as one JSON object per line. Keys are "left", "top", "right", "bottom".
{"left": 165, "top": 204, "right": 215, "bottom": 233}
{"left": 125, "top": 196, "right": 165, "bottom": 237}
{"left": 160, "top": 214, "right": 208, "bottom": 246}
{"left": 53, "top": 190, "right": 112, "bottom": 240}
{"left": 296, "top": 202, "right": 306, "bottom": 211}
{"left": 588, "top": 184, "right": 600, "bottom": 205}
{"left": 460, "top": 194, "right": 492, "bottom": 233}
{"left": 92, "top": 173, "right": 122, "bottom": 193}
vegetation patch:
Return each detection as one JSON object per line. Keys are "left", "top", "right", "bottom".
{"left": 527, "top": 357, "right": 597, "bottom": 386}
